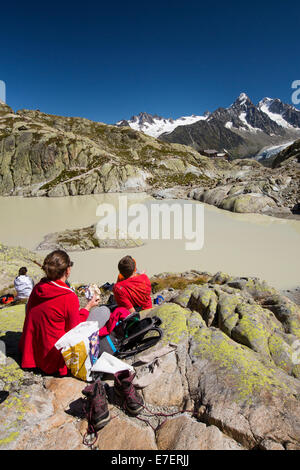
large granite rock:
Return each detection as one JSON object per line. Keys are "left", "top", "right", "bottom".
{"left": 189, "top": 176, "right": 296, "bottom": 217}
{"left": 36, "top": 224, "right": 144, "bottom": 251}
{"left": 1, "top": 271, "right": 300, "bottom": 450}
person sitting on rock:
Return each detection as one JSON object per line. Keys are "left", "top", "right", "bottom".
{"left": 19, "top": 250, "right": 100, "bottom": 376}
{"left": 113, "top": 256, "right": 152, "bottom": 313}
{"left": 14, "top": 267, "right": 34, "bottom": 300}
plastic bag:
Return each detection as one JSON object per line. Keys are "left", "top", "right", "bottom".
{"left": 55, "top": 321, "right": 99, "bottom": 382}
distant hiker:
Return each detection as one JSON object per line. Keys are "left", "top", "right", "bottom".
{"left": 19, "top": 250, "right": 100, "bottom": 376}
{"left": 113, "top": 256, "right": 152, "bottom": 313}
{"left": 14, "top": 267, "right": 34, "bottom": 300}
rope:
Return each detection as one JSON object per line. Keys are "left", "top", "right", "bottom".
{"left": 136, "top": 403, "right": 196, "bottom": 432}
{"left": 119, "top": 385, "right": 196, "bottom": 433}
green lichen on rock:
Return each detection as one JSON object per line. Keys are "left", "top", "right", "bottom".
{"left": 268, "top": 333, "right": 294, "bottom": 375}
{"left": 217, "top": 293, "right": 240, "bottom": 336}
{"left": 148, "top": 303, "right": 190, "bottom": 345}
{"left": 0, "top": 393, "right": 32, "bottom": 448}
{"left": 173, "top": 284, "right": 201, "bottom": 308}
{"left": 0, "top": 304, "right": 26, "bottom": 335}
{"left": 187, "top": 285, "right": 218, "bottom": 327}
{"left": 231, "top": 303, "right": 272, "bottom": 357}
{"left": 189, "top": 327, "right": 292, "bottom": 404}
{"left": 259, "top": 294, "right": 300, "bottom": 340}
{"left": 211, "top": 272, "right": 233, "bottom": 285}
{"left": 165, "top": 273, "right": 300, "bottom": 380}
{"left": 0, "top": 431, "right": 20, "bottom": 447}
{"left": 0, "top": 304, "right": 26, "bottom": 391}
{"left": 0, "top": 362, "right": 24, "bottom": 391}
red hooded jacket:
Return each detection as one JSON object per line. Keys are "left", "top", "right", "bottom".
{"left": 113, "top": 273, "right": 152, "bottom": 311}
{"left": 19, "top": 278, "right": 89, "bottom": 376}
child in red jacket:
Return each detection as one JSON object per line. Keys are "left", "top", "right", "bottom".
{"left": 113, "top": 256, "right": 152, "bottom": 313}
{"left": 97, "top": 256, "right": 152, "bottom": 338}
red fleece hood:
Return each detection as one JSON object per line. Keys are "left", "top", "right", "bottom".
{"left": 20, "top": 277, "right": 89, "bottom": 376}
{"left": 32, "top": 278, "right": 74, "bottom": 301}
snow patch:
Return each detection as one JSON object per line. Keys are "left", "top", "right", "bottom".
{"left": 239, "top": 112, "right": 262, "bottom": 133}
{"left": 259, "top": 102, "right": 293, "bottom": 129}
{"left": 123, "top": 114, "right": 208, "bottom": 138}
{"left": 237, "top": 93, "right": 249, "bottom": 106}
{"left": 256, "top": 141, "right": 295, "bottom": 160}
{"left": 225, "top": 121, "right": 233, "bottom": 129}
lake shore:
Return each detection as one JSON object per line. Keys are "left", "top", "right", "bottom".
{"left": 1, "top": 193, "right": 300, "bottom": 291}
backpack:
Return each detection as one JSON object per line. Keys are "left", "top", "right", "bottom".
{"left": 0, "top": 294, "right": 15, "bottom": 305}
{"left": 94, "top": 312, "right": 163, "bottom": 360}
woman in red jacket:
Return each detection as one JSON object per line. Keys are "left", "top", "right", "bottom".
{"left": 19, "top": 250, "right": 100, "bottom": 376}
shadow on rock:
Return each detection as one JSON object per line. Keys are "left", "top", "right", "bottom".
{"left": 0, "top": 390, "right": 9, "bottom": 404}
{"left": 66, "top": 397, "right": 86, "bottom": 419}
{"left": 0, "top": 331, "right": 22, "bottom": 365}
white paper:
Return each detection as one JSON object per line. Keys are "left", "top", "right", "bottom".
{"left": 91, "top": 351, "right": 134, "bottom": 374}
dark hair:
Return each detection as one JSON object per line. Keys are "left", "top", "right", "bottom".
{"left": 118, "top": 256, "right": 136, "bottom": 279}
{"left": 42, "top": 250, "right": 73, "bottom": 281}
{"left": 19, "top": 267, "right": 27, "bottom": 276}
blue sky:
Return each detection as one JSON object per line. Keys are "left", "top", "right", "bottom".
{"left": 1, "top": 1, "right": 299, "bottom": 123}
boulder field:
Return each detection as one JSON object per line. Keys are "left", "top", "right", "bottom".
{"left": 153, "top": 157, "right": 300, "bottom": 219}
{"left": 1, "top": 270, "right": 300, "bottom": 450}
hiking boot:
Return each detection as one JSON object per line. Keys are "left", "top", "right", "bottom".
{"left": 114, "top": 369, "right": 144, "bottom": 415}
{"left": 82, "top": 379, "right": 110, "bottom": 432}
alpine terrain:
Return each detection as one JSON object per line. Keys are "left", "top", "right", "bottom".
{"left": 117, "top": 94, "right": 300, "bottom": 159}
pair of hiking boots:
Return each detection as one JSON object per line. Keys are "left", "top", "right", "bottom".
{"left": 82, "top": 370, "right": 144, "bottom": 433}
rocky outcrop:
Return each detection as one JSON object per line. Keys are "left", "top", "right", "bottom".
{"left": 0, "top": 103, "right": 227, "bottom": 197}
{"left": 272, "top": 138, "right": 300, "bottom": 169}
{"left": 149, "top": 157, "right": 299, "bottom": 218}
{"left": 1, "top": 270, "right": 300, "bottom": 450}
{"left": 185, "top": 158, "right": 300, "bottom": 218}
{"left": 0, "top": 242, "right": 43, "bottom": 293}
{"left": 36, "top": 224, "right": 144, "bottom": 251}
{"left": 190, "top": 185, "right": 281, "bottom": 216}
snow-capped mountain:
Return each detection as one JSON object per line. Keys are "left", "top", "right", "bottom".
{"left": 116, "top": 111, "right": 209, "bottom": 138}
{"left": 211, "top": 93, "right": 284, "bottom": 136}
{"left": 116, "top": 94, "right": 300, "bottom": 159}
{"left": 160, "top": 93, "right": 300, "bottom": 159}
{"left": 258, "top": 97, "right": 300, "bottom": 129}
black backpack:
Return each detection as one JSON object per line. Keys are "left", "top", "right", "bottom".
{"left": 97, "top": 312, "right": 163, "bottom": 359}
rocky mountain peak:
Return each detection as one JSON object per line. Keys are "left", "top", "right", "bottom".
{"left": 258, "top": 97, "right": 300, "bottom": 129}
{"left": 232, "top": 93, "right": 254, "bottom": 109}
{"left": 131, "top": 112, "right": 159, "bottom": 126}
